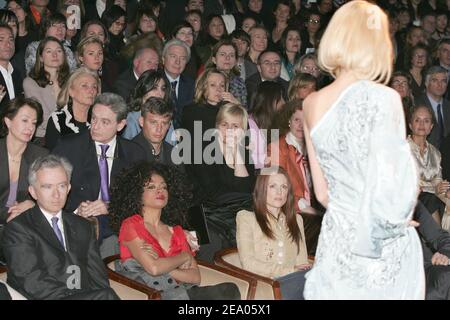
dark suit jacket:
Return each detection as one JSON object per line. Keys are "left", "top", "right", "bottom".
{"left": 243, "top": 58, "right": 258, "bottom": 81}
{"left": 415, "top": 94, "right": 450, "bottom": 148}
{"left": 0, "top": 65, "right": 24, "bottom": 112}
{"left": 166, "top": 73, "right": 195, "bottom": 129}
{"left": 2, "top": 206, "right": 118, "bottom": 300}
{"left": 113, "top": 67, "right": 137, "bottom": 102}
{"left": 440, "top": 135, "right": 450, "bottom": 180}
{"left": 52, "top": 131, "right": 146, "bottom": 240}
{"left": 132, "top": 132, "right": 174, "bottom": 165}
{"left": 415, "top": 201, "right": 450, "bottom": 299}
{"left": 245, "top": 73, "right": 289, "bottom": 110}
{"left": 0, "top": 138, "right": 48, "bottom": 223}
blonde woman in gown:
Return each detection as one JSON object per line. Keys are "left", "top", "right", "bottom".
{"left": 302, "top": 1, "right": 425, "bottom": 300}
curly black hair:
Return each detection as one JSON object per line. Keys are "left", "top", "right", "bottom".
{"left": 109, "top": 161, "right": 193, "bottom": 233}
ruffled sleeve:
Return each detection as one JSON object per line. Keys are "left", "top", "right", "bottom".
{"left": 118, "top": 215, "right": 142, "bottom": 243}
{"left": 351, "top": 89, "right": 419, "bottom": 258}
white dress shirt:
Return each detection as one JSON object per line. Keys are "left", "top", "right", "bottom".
{"left": 40, "top": 208, "right": 66, "bottom": 251}
{"left": 0, "top": 62, "right": 15, "bottom": 99}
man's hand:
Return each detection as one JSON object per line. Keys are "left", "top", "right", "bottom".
{"left": 77, "top": 200, "right": 108, "bottom": 217}
{"left": 432, "top": 252, "right": 449, "bottom": 266}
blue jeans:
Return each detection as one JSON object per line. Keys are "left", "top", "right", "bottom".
{"left": 276, "top": 269, "right": 308, "bottom": 300}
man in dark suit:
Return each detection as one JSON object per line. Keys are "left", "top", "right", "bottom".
{"left": 53, "top": 93, "right": 145, "bottom": 258}
{"left": 0, "top": 24, "right": 23, "bottom": 112}
{"left": 2, "top": 154, "right": 119, "bottom": 300}
{"left": 435, "top": 38, "right": 450, "bottom": 101}
{"left": 132, "top": 97, "right": 182, "bottom": 169}
{"left": 245, "top": 50, "right": 289, "bottom": 109}
{"left": 113, "top": 47, "right": 159, "bottom": 101}
{"left": 415, "top": 201, "right": 450, "bottom": 300}
{"left": 415, "top": 66, "right": 450, "bottom": 148}
{"left": 163, "top": 39, "right": 195, "bottom": 129}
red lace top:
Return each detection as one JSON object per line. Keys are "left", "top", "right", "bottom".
{"left": 118, "top": 214, "right": 193, "bottom": 261}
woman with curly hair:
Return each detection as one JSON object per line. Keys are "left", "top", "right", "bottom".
{"left": 108, "top": 161, "right": 240, "bottom": 300}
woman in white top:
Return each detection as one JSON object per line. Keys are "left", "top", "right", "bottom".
{"left": 302, "top": 1, "right": 424, "bottom": 299}
{"left": 407, "top": 105, "right": 450, "bottom": 227}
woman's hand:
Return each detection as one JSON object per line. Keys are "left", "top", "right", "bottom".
{"left": 408, "top": 220, "right": 420, "bottom": 227}
{"left": 141, "top": 243, "right": 159, "bottom": 259}
{"left": 436, "top": 180, "right": 450, "bottom": 195}
{"left": 294, "top": 263, "right": 312, "bottom": 271}
{"left": 178, "top": 251, "right": 194, "bottom": 269}
{"left": 7, "top": 200, "right": 35, "bottom": 222}
{"left": 431, "top": 252, "right": 449, "bottom": 266}
{"left": 221, "top": 92, "right": 240, "bottom": 104}
{"left": 184, "top": 230, "right": 200, "bottom": 252}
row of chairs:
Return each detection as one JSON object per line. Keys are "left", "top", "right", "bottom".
{"left": 0, "top": 249, "right": 315, "bottom": 300}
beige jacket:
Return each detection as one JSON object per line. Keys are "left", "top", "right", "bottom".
{"left": 236, "top": 210, "right": 308, "bottom": 279}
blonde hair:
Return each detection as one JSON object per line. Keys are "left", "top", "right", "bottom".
{"left": 194, "top": 68, "right": 229, "bottom": 104}
{"left": 57, "top": 67, "right": 100, "bottom": 108}
{"left": 76, "top": 36, "right": 104, "bottom": 65}
{"left": 318, "top": 1, "right": 393, "bottom": 84}
{"left": 215, "top": 103, "right": 248, "bottom": 131}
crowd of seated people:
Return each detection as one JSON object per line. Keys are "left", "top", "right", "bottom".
{"left": 0, "top": 0, "right": 448, "bottom": 300}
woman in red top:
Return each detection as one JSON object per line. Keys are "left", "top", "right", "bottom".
{"left": 109, "top": 162, "right": 240, "bottom": 300}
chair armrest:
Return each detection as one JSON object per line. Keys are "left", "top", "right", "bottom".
{"left": 197, "top": 260, "right": 257, "bottom": 300}
{"left": 103, "top": 255, "right": 161, "bottom": 300}
{"left": 214, "top": 249, "right": 282, "bottom": 300}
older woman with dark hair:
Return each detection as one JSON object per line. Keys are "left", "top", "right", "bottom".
{"left": 25, "top": 13, "right": 77, "bottom": 75}
{"left": 109, "top": 161, "right": 240, "bottom": 300}
{"left": 122, "top": 69, "right": 172, "bottom": 140}
{"left": 0, "top": 97, "right": 48, "bottom": 263}
{"left": 406, "top": 43, "right": 432, "bottom": 98}
{"left": 268, "top": 99, "right": 313, "bottom": 214}
{"left": 23, "top": 36, "right": 70, "bottom": 147}
{"left": 408, "top": 105, "right": 450, "bottom": 226}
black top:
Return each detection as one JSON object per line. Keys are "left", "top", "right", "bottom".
{"left": 0, "top": 138, "right": 49, "bottom": 223}
{"left": 181, "top": 102, "right": 255, "bottom": 205}
{"left": 45, "top": 104, "right": 90, "bottom": 151}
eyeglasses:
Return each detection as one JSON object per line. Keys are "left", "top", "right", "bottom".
{"left": 308, "top": 19, "right": 320, "bottom": 24}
